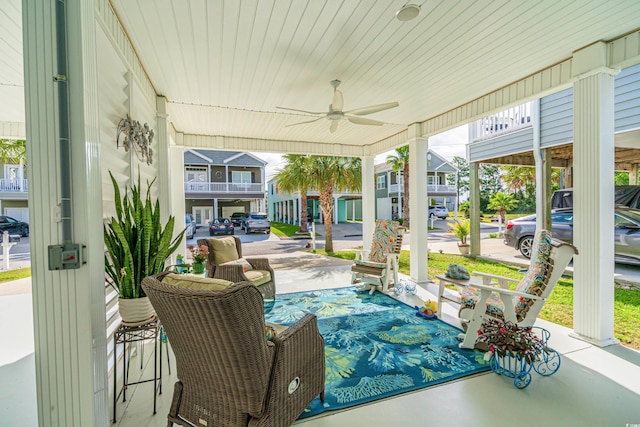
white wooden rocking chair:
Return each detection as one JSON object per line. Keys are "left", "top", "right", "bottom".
{"left": 455, "top": 229, "right": 577, "bottom": 349}
{"left": 351, "top": 219, "right": 405, "bottom": 294}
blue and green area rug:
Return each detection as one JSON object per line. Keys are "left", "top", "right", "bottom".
{"left": 264, "top": 286, "right": 490, "bottom": 419}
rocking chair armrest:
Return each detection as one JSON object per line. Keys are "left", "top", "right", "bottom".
{"left": 472, "top": 271, "right": 520, "bottom": 287}
{"left": 469, "top": 282, "right": 544, "bottom": 300}
{"left": 353, "top": 249, "right": 370, "bottom": 261}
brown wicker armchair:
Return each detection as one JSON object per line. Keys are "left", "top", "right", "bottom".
{"left": 198, "top": 236, "right": 276, "bottom": 300}
{"left": 142, "top": 272, "right": 325, "bottom": 427}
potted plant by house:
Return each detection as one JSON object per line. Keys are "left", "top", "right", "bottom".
{"left": 188, "top": 244, "right": 209, "bottom": 275}
{"left": 104, "top": 172, "right": 185, "bottom": 325}
{"left": 448, "top": 218, "right": 471, "bottom": 254}
{"left": 476, "top": 317, "right": 556, "bottom": 388}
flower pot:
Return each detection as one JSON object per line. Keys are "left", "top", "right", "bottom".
{"left": 457, "top": 243, "right": 470, "bottom": 255}
{"left": 192, "top": 261, "right": 205, "bottom": 275}
{"left": 118, "top": 297, "right": 156, "bottom": 326}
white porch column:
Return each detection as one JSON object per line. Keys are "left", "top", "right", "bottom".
{"left": 361, "top": 156, "right": 375, "bottom": 251}
{"left": 631, "top": 164, "right": 638, "bottom": 185}
{"left": 156, "top": 97, "right": 172, "bottom": 223}
{"left": 260, "top": 198, "right": 265, "bottom": 212}
{"left": 170, "top": 136, "right": 186, "bottom": 257}
{"left": 333, "top": 196, "right": 339, "bottom": 224}
{"left": 213, "top": 198, "right": 219, "bottom": 218}
{"left": 24, "top": 0, "right": 109, "bottom": 425}
{"left": 352, "top": 199, "right": 356, "bottom": 221}
{"left": 409, "top": 127, "right": 428, "bottom": 284}
{"left": 293, "top": 198, "right": 298, "bottom": 224}
{"left": 469, "top": 162, "right": 481, "bottom": 256}
{"left": 571, "top": 43, "right": 618, "bottom": 347}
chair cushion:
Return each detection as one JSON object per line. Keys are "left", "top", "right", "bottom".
{"left": 460, "top": 286, "right": 505, "bottom": 316}
{"left": 354, "top": 259, "right": 386, "bottom": 269}
{"left": 222, "top": 257, "right": 254, "bottom": 272}
{"left": 209, "top": 237, "right": 240, "bottom": 265}
{"left": 369, "top": 220, "right": 401, "bottom": 263}
{"left": 161, "top": 273, "right": 233, "bottom": 290}
{"left": 245, "top": 270, "right": 272, "bottom": 286}
{"left": 513, "top": 229, "right": 553, "bottom": 321}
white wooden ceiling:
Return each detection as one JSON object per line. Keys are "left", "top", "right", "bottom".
{"left": 2, "top": 1, "right": 640, "bottom": 151}
{"left": 109, "top": 0, "right": 640, "bottom": 151}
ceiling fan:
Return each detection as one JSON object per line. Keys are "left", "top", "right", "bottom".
{"left": 277, "top": 80, "right": 399, "bottom": 133}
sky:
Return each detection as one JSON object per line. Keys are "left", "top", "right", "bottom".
{"left": 253, "top": 124, "right": 469, "bottom": 181}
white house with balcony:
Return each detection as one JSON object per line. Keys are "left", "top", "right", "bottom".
{"left": 184, "top": 149, "right": 266, "bottom": 225}
{"left": 0, "top": 156, "right": 28, "bottom": 222}
{"left": 375, "top": 150, "right": 458, "bottom": 220}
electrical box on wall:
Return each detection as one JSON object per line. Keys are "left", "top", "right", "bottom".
{"left": 48, "top": 243, "right": 87, "bottom": 270}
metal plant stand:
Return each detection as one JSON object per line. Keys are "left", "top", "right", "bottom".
{"left": 112, "top": 317, "right": 165, "bottom": 422}
{"left": 489, "top": 327, "right": 561, "bottom": 389}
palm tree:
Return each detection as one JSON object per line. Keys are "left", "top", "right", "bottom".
{"left": 274, "top": 155, "right": 313, "bottom": 233}
{"left": 487, "top": 191, "right": 518, "bottom": 224}
{"left": 0, "top": 139, "right": 27, "bottom": 164}
{"left": 386, "top": 146, "right": 409, "bottom": 228}
{"left": 308, "top": 156, "right": 361, "bottom": 252}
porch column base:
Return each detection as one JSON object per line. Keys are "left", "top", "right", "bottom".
{"left": 569, "top": 332, "right": 619, "bottom": 348}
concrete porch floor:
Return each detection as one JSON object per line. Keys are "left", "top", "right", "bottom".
{"left": 2, "top": 253, "right": 640, "bottom": 426}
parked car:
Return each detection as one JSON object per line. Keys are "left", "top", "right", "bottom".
{"left": 209, "top": 218, "right": 234, "bottom": 236}
{"left": 185, "top": 214, "right": 196, "bottom": 239}
{"left": 428, "top": 205, "right": 448, "bottom": 219}
{"left": 503, "top": 206, "right": 640, "bottom": 265}
{"left": 230, "top": 211, "right": 247, "bottom": 227}
{"left": 243, "top": 212, "right": 271, "bottom": 234}
{"left": 0, "top": 216, "right": 29, "bottom": 237}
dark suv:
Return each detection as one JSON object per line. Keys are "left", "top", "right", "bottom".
{"left": 243, "top": 212, "right": 271, "bottom": 234}
{"left": 230, "top": 212, "right": 247, "bottom": 227}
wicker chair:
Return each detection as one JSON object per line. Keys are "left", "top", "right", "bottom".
{"left": 198, "top": 236, "right": 276, "bottom": 300}
{"left": 142, "top": 272, "right": 325, "bottom": 427}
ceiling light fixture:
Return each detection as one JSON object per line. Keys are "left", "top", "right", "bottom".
{"left": 395, "top": 4, "right": 421, "bottom": 21}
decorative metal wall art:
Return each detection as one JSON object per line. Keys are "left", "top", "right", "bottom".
{"left": 116, "top": 114, "right": 154, "bottom": 165}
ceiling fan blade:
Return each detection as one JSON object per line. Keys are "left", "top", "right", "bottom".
{"left": 345, "top": 115, "right": 384, "bottom": 126}
{"left": 284, "top": 116, "right": 324, "bottom": 127}
{"left": 329, "top": 121, "right": 339, "bottom": 133}
{"left": 276, "top": 106, "right": 324, "bottom": 115}
{"left": 332, "top": 89, "right": 344, "bottom": 112}
{"left": 344, "top": 101, "right": 399, "bottom": 116}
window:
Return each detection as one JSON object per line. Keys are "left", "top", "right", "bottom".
{"left": 185, "top": 167, "right": 207, "bottom": 182}
{"left": 376, "top": 175, "right": 386, "bottom": 190}
{"left": 232, "top": 171, "right": 252, "bottom": 184}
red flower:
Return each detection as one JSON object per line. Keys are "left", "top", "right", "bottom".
{"left": 477, "top": 329, "right": 483, "bottom": 336}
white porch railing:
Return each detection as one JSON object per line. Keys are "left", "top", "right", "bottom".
{"left": 184, "top": 182, "right": 263, "bottom": 193}
{"left": 470, "top": 101, "right": 534, "bottom": 141}
{"left": 390, "top": 183, "right": 456, "bottom": 193}
{"left": 0, "top": 178, "right": 28, "bottom": 192}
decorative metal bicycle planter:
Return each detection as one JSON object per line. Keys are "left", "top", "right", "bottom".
{"left": 489, "top": 327, "right": 560, "bottom": 389}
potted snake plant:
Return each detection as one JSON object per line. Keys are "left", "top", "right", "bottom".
{"left": 104, "top": 172, "right": 185, "bottom": 324}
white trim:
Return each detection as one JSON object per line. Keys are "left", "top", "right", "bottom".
{"left": 186, "top": 149, "right": 213, "bottom": 163}
{"left": 223, "top": 151, "right": 267, "bottom": 165}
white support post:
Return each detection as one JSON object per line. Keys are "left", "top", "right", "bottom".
{"left": 170, "top": 135, "right": 187, "bottom": 258}
{"left": 571, "top": 43, "right": 618, "bottom": 347}
{"left": 213, "top": 198, "right": 219, "bottom": 218}
{"left": 361, "top": 156, "right": 375, "bottom": 251}
{"left": 333, "top": 196, "right": 339, "bottom": 224}
{"left": 24, "top": 0, "right": 109, "bottom": 425}
{"left": 156, "top": 96, "right": 172, "bottom": 224}
{"left": 409, "top": 127, "right": 428, "bottom": 284}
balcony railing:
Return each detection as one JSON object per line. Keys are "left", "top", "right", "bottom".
{"left": 470, "top": 102, "right": 534, "bottom": 141}
{"left": 389, "top": 183, "right": 456, "bottom": 193}
{"left": 0, "top": 178, "right": 28, "bottom": 192}
{"left": 184, "top": 182, "right": 263, "bottom": 193}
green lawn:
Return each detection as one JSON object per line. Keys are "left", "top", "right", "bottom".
{"left": 270, "top": 222, "right": 319, "bottom": 238}
{"left": 317, "top": 249, "right": 640, "bottom": 350}
{"left": 0, "top": 267, "right": 32, "bottom": 284}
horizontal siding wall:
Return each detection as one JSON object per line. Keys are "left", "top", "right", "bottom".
{"left": 540, "top": 88, "right": 573, "bottom": 148}
{"left": 615, "top": 63, "right": 640, "bottom": 132}
{"left": 468, "top": 127, "right": 533, "bottom": 162}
